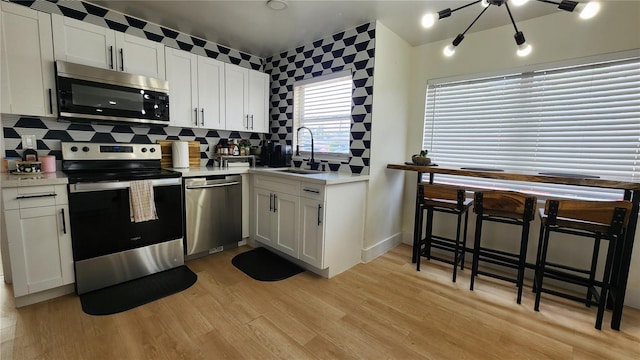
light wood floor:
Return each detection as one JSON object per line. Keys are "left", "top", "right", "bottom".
{"left": 2, "top": 244, "right": 639, "bottom": 359}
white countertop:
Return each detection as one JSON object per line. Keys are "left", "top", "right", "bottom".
{"left": 1, "top": 171, "right": 69, "bottom": 188}
{"left": 249, "top": 168, "right": 369, "bottom": 185}
{"left": 1, "top": 166, "right": 368, "bottom": 188}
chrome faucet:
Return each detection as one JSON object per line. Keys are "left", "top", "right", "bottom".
{"left": 296, "top": 126, "right": 318, "bottom": 170}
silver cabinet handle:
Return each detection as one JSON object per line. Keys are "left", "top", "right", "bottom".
{"left": 251, "top": 114, "right": 254, "bottom": 129}
{"left": 303, "top": 188, "right": 320, "bottom": 194}
{"left": 61, "top": 208, "right": 67, "bottom": 234}
{"left": 194, "top": 108, "right": 198, "bottom": 126}
{"left": 48, "top": 88, "right": 53, "bottom": 114}
{"left": 318, "top": 204, "right": 322, "bottom": 226}
{"left": 245, "top": 115, "right": 249, "bottom": 129}
{"left": 16, "top": 193, "right": 57, "bottom": 200}
{"left": 273, "top": 194, "right": 278, "bottom": 212}
{"left": 201, "top": 108, "right": 205, "bottom": 126}
{"left": 108, "top": 46, "right": 114, "bottom": 69}
{"left": 269, "top": 193, "right": 273, "bottom": 212}
{"left": 119, "top": 48, "right": 124, "bottom": 71}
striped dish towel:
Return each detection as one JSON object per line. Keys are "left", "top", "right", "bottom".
{"left": 129, "top": 180, "right": 158, "bottom": 222}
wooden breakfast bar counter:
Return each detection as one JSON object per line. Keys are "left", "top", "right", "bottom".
{"left": 387, "top": 163, "right": 640, "bottom": 330}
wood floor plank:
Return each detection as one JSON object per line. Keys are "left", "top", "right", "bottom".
{"left": 1, "top": 244, "right": 639, "bottom": 359}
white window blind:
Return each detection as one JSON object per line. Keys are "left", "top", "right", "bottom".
{"left": 294, "top": 73, "right": 352, "bottom": 157}
{"left": 423, "top": 55, "right": 640, "bottom": 201}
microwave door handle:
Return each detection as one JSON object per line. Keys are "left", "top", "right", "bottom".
{"left": 108, "top": 46, "right": 114, "bottom": 69}
{"left": 119, "top": 48, "right": 124, "bottom": 71}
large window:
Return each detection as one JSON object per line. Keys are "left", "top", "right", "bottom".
{"left": 423, "top": 52, "right": 640, "bottom": 201}
{"left": 294, "top": 71, "right": 352, "bottom": 158}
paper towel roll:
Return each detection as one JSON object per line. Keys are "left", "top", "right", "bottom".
{"left": 172, "top": 141, "right": 190, "bottom": 168}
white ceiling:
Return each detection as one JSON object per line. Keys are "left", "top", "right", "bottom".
{"left": 88, "top": 0, "right": 566, "bottom": 58}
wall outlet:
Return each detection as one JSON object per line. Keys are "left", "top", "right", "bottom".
{"left": 21, "top": 135, "right": 36, "bottom": 149}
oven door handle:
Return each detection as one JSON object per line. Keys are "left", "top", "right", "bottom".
{"left": 70, "top": 178, "right": 181, "bottom": 193}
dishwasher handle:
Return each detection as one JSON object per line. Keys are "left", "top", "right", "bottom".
{"left": 186, "top": 181, "right": 240, "bottom": 190}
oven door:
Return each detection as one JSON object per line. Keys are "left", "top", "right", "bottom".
{"left": 68, "top": 177, "right": 183, "bottom": 294}
{"left": 68, "top": 178, "right": 182, "bottom": 261}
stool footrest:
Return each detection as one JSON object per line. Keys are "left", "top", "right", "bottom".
{"left": 544, "top": 261, "right": 591, "bottom": 276}
{"left": 541, "top": 268, "right": 603, "bottom": 288}
{"left": 477, "top": 270, "right": 518, "bottom": 285}
{"left": 537, "top": 287, "right": 599, "bottom": 306}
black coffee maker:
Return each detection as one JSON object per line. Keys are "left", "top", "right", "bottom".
{"left": 261, "top": 141, "right": 292, "bottom": 167}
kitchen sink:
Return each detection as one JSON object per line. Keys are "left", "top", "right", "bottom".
{"left": 274, "top": 168, "right": 323, "bottom": 175}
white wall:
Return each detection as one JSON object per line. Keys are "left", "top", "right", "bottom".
{"left": 362, "top": 21, "right": 411, "bottom": 261}
{"left": 403, "top": 1, "right": 640, "bottom": 307}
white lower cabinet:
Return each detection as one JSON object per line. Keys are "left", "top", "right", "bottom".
{"left": 253, "top": 179, "right": 300, "bottom": 258}
{"left": 2, "top": 185, "right": 74, "bottom": 301}
{"left": 252, "top": 174, "right": 366, "bottom": 277}
{"left": 299, "top": 197, "right": 324, "bottom": 268}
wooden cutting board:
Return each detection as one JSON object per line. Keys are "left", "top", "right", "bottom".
{"left": 157, "top": 140, "right": 201, "bottom": 168}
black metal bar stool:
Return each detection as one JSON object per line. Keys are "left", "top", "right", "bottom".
{"left": 534, "top": 199, "right": 632, "bottom": 330}
{"left": 470, "top": 190, "right": 537, "bottom": 304}
{"left": 415, "top": 183, "right": 473, "bottom": 282}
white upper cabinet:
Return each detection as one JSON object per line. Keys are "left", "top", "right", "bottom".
{"left": 114, "top": 32, "right": 165, "bottom": 80}
{"left": 51, "top": 14, "right": 165, "bottom": 79}
{"left": 225, "top": 64, "right": 269, "bottom": 133}
{"left": 165, "top": 47, "right": 225, "bottom": 129}
{"left": 1, "top": 1, "right": 57, "bottom": 117}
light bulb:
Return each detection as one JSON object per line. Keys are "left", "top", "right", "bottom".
{"left": 577, "top": 1, "right": 600, "bottom": 19}
{"left": 421, "top": 13, "right": 436, "bottom": 28}
{"left": 443, "top": 44, "right": 456, "bottom": 57}
{"left": 517, "top": 43, "right": 532, "bottom": 57}
{"left": 511, "top": 0, "right": 529, "bottom": 6}
{"left": 481, "top": 0, "right": 490, "bottom": 8}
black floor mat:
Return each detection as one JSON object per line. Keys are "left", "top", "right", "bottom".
{"left": 232, "top": 247, "right": 304, "bottom": 281}
{"left": 79, "top": 265, "right": 197, "bottom": 316}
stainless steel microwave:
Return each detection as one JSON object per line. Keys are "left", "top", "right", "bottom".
{"left": 55, "top": 61, "right": 170, "bottom": 126}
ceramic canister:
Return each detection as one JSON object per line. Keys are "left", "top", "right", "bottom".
{"left": 40, "top": 155, "right": 56, "bottom": 172}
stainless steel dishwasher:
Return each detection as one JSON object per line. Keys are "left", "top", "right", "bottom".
{"left": 184, "top": 175, "right": 242, "bottom": 257}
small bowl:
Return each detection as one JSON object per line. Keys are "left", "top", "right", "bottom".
{"left": 411, "top": 155, "right": 431, "bottom": 166}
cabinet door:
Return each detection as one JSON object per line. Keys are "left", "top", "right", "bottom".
{"left": 248, "top": 70, "right": 270, "bottom": 133}
{"left": 197, "top": 56, "right": 225, "bottom": 129}
{"left": 254, "top": 188, "right": 274, "bottom": 245}
{"left": 299, "top": 198, "right": 325, "bottom": 268}
{"left": 273, "top": 192, "right": 299, "bottom": 258}
{"left": 5, "top": 205, "right": 72, "bottom": 297}
{"left": 165, "top": 48, "right": 198, "bottom": 128}
{"left": 51, "top": 14, "right": 115, "bottom": 69}
{"left": 0, "top": 2, "right": 56, "bottom": 117}
{"left": 115, "top": 32, "right": 165, "bottom": 79}
{"left": 224, "top": 64, "right": 249, "bottom": 131}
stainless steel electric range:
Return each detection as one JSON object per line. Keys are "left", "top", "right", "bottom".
{"left": 62, "top": 142, "right": 184, "bottom": 294}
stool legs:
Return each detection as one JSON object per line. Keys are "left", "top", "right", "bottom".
{"left": 586, "top": 236, "right": 601, "bottom": 308}
{"left": 595, "top": 237, "right": 616, "bottom": 330}
{"left": 516, "top": 221, "right": 531, "bottom": 304}
{"left": 469, "top": 214, "right": 483, "bottom": 291}
{"left": 534, "top": 225, "right": 551, "bottom": 312}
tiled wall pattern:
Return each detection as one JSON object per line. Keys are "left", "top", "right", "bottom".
{"left": 264, "top": 23, "right": 375, "bottom": 174}
{"left": 4, "top": 0, "right": 375, "bottom": 174}
{"left": 2, "top": 115, "right": 263, "bottom": 167}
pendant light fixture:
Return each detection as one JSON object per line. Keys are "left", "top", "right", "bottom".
{"left": 421, "top": 0, "right": 601, "bottom": 57}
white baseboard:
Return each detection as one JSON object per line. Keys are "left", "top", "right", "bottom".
{"left": 361, "top": 232, "right": 403, "bottom": 263}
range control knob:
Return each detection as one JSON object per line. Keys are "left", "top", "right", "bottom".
{"left": 82, "top": 146, "right": 90, "bottom": 152}
{"left": 149, "top": 147, "right": 156, "bottom": 153}
{"left": 70, "top": 146, "right": 78, "bottom": 152}
{"left": 141, "top": 147, "right": 148, "bottom": 153}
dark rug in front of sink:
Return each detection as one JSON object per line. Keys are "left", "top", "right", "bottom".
{"left": 232, "top": 247, "right": 304, "bottom": 281}
{"left": 79, "top": 265, "right": 197, "bottom": 316}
